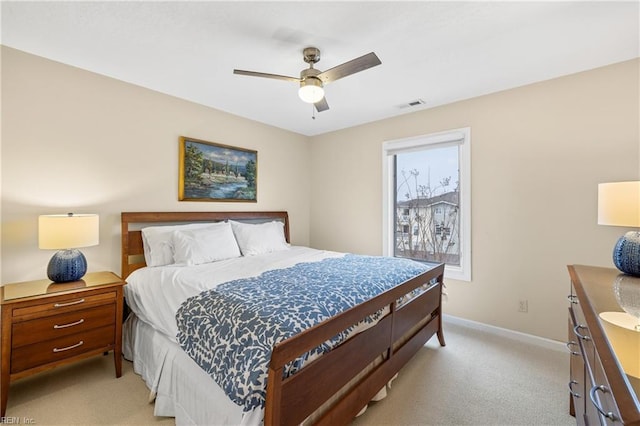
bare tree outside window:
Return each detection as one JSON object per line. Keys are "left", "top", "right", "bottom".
{"left": 394, "top": 146, "right": 460, "bottom": 266}
{"left": 384, "top": 127, "right": 470, "bottom": 280}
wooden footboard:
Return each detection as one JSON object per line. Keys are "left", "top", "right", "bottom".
{"left": 265, "top": 263, "right": 445, "bottom": 426}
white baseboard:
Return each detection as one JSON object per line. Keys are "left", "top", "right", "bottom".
{"left": 443, "top": 314, "right": 567, "bottom": 353}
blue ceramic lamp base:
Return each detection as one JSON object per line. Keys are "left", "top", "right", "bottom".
{"left": 47, "top": 249, "right": 87, "bottom": 283}
{"left": 613, "top": 231, "right": 640, "bottom": 276}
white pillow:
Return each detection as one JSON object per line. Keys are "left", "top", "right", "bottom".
{"left": 230, "top": 220, "right": 290, "bottom": 256}
{"left": 141, "top": 222, "right": 215, "bottom": 267}
{"left": 172, "top": 222, "right": 241, "bottom": 266}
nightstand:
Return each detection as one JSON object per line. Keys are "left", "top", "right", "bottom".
{"left": 0, "top": 271, "right": 125, "bottom": 417}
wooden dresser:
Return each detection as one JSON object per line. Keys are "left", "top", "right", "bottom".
{"left": 0, "top": 271, "right": 125, "bottom": 417}
{"left": 568, "top": 265, "right": 640, "bottom": 425}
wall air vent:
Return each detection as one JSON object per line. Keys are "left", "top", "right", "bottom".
{"left": 398, "top": 99, "right": 426, "bottom": 109}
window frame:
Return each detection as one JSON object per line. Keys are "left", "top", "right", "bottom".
{"left": 382, "top": 127, "right": 471, "bottom": 281}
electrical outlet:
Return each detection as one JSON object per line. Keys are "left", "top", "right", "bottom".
{"left": 518, "top": 299, "right": 528, "bottom": 313}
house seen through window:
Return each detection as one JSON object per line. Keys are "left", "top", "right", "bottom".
{"left": 383, "top": 128, "right": 471, "bottom": 281}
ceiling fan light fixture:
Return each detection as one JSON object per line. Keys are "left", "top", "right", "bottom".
{"left": 234, "top": 47, "right": 380, "bottom": 113}
{"left": 298, "top": 77, "right": 324, "bottom": 104}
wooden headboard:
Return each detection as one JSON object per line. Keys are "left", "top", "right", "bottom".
{"left": 121, "top": 211, "right": 290, "bottom": 279}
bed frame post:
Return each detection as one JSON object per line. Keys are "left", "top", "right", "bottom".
{"left": 437, "top": 276, "right": 446, "bottom": 346}
{"left": 121, "top": 213, "right": 129, "bottom": 279}
{"left": 264, "top": 366, "right": 283, "bottom": 425}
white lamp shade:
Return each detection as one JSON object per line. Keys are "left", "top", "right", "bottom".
{"left": 598, "top": 181, "right": 640, "bottom": 227}
{"left": 298, "top": 78, "right": 324, "bottom": 104}
{"left": 39, "top": 214, "right": 99, "bottom": 249}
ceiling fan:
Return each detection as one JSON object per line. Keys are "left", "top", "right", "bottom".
{"left": 233, "top": 47, "right": 381, "bottom": 112}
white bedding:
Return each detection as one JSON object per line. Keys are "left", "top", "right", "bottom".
{"left": 124, "top": 246, "right": 344, "bottom": 341}
{"left": 124, "top": 247, "right": 346, "bottom": 425}
{"left": 124, "top": 313, "right": 259, "bottom": 425}
{"left": 124, "top": 246, "right": 396, "bottom": 425}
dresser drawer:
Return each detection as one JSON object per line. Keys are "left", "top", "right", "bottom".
{"left": 10, "top": 325, "right": 115, "bottom": 373}
{"left": 570, "top": 285, "right": 596, "bottom": 378}
{"left": 590, "top": 353, "right": 622, "bottom": 424}
{"left": 567, "top": 265, "right": 640, "bottom": 426}
{"left": 12, "top": 304, "right": 116, "bottom": 348}
{"left": 12, "top": 291, "right": 116, "bottom": 320}
{"left": 568, "top": 310, "right": 587, "bottom": 423}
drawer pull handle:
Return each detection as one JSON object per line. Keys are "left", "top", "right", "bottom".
{"left": 53, "top": 298, "right": 85, "bottom": 308}
{"left": 566, "top": 341, "right": 580, "bottom": 356}
{"left": 567, "top": 294, "right": 579, "bottom": 304}
{"left": 53, "top": 340, "right": 84, "bottom": 353}
{"left": 573, "top": 325, "right": 591, "bottom": 341}
{"left": 568, "top": 380, "right": 581, "bottom": 398}
{"left": 589, "top": 385, "right": 618, "bottom": 421}
{"left": 53, "top": 319, "right": 84, "bottom": 329}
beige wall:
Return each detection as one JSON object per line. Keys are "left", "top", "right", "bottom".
{"left": 309, "top": 59, "right": 640, "bottom": 342}
{"left": 2, "top": 46, "right": 639, "bottom": 342}
{"left": 1, "top": 46, "right": 310, "bottom": 283}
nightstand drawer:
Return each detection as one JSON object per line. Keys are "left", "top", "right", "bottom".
{"left": 1, "top": 271, "right": 125, "bottom": 417}
{"left": 12, "top": 291, "right": 116, "bottom": 320}
{"left": 12, "top": 304, "right": 116, "bottom": 348}
{"left": 10, "top": 325, "right": 115, "bottom": 373}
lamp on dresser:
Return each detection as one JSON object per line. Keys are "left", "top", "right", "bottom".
{"left": 38, "top": 213, "right": 99, "bottom": 283}
{"left": 598, "top": 181, "right": 640, "bottom": 276}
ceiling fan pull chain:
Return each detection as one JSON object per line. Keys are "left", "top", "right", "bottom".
{"left": 312, "top": 104, "right": 316, "bottom": 120}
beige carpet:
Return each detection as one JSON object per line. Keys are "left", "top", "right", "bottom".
{"left": 5, "top": 321, "right": 574, "bottom": 425}
{"left": 353, "top": 321, "right": 574, "bottom": 426}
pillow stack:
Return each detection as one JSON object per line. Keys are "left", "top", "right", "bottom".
{"left": 141, "top": 220, "right": 290, "bottom": 267}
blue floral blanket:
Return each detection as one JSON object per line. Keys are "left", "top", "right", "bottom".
{"left": 175, "top": 254, "right": 432, "bottom": 413}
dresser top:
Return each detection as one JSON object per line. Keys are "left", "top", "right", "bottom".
{"left": 1, "top": 271, "right": 123, "bottom": 302}
{"left": 570, "top": 264, "right": 640, "bottom": 403}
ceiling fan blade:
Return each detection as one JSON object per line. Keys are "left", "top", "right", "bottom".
{"left": 317, "top": 52, "right": 381, "bottom": 84}
{"left": 233, "top": 69, "right": 300, "bottom": 83}
{"left": 314, "top": 97, "right": 329, "bottom": 112}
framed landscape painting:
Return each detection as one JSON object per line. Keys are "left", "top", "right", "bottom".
{"left": 179, "top": 136, "right": 257, "bottom": 202}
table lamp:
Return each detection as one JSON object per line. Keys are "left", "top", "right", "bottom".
{"left": 598, "top": 181, "right": 640, "bottom": 276}
{"left": 38, "top": 213, "right": 99, "bottom": 283}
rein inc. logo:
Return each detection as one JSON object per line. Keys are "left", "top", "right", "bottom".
{"left": 0, "top": 417, "right": 35, "bottom": 424}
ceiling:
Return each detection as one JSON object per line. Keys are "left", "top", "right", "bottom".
{"left": 2, "top": 1, "right": 639, "bottom": 136}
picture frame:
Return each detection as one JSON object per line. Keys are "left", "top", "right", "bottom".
{"left": 178, "top": 136, "right": 257, "bottom": 202}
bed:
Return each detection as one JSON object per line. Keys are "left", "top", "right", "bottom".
{"left": 121, "top": 211, "right": 445, "bottom": 425}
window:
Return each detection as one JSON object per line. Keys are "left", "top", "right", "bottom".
{"left": 382, "top": 128, "right": 471, "bottom": 281}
